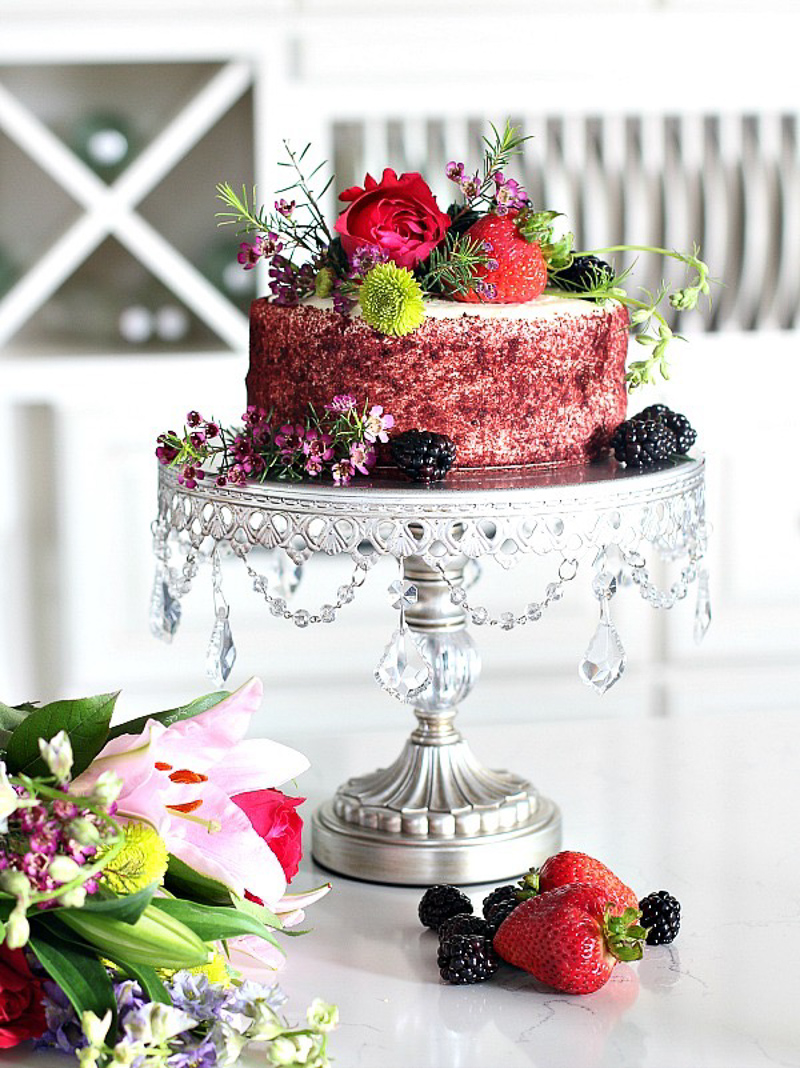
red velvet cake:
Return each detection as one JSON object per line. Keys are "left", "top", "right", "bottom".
{"left": 247, "top": 295, "right": 629, "bottom": 469}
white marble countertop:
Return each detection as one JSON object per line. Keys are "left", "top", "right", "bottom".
{"left": 274, "top": 709, "right": 800, "bottom": 1068}
{"left": 7, "top": 708, "right": 799, "bottom": 1068}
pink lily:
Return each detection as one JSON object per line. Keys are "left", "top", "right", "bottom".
{"left": 71, "top": 679, "right": 309, "bottom": 911}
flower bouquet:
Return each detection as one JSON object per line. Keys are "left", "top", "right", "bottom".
{"left": 0, "top": 678, "right": 336, "bottom": 1067}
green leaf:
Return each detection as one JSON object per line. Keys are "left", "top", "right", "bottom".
{"left": 117, "top": 962, "right": 171, "bottom": 1005}
{"left": 230, "top": 893, "right": 283, "bottom": 930}
{"left": 5, "top": 693, "right": 118, "bottom": 777}
{"left": 0, "top": 701, "right": 33, "bottom": 732}
{"left": 60, "top": 882, "right": 158, "bottom": 925}
{"left": 151, "top": 898, "right": 283, "bottom": 952}
{"left": 106, "top": 691, "right": 229, "bottom": 743}
{"left": 29, "top": 922, "right": 117, "bottom": 1037}
{"left": 165, "top": 855, "right": 233, "bottom": 906}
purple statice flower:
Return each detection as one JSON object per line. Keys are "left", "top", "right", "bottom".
{"left": 348, "top": 244, "right": 389, "bottom": 278}
{"left": 237, "top": 238, "right": 264, "bottom": 270}
{"left": 446, "top": 161, "right": 465, "bottom": 182}
{"left": 167, "top": 1033, "right": 217, "bottom": 1068}
{"left": 474, "top": 280, "right": 498, "bottom": 301}
{"left": 363, "top": 405, "right": 395, "bottom": 444}
{"left": 331, "top": 460, "right": 355, "bottom": 486}
{"left": 274, "top": 423, "right": 306, "bottom": 460}
{"left": 459, "top": 171, "right": 481, "bottom": 200}
{"left": 275, "top": 199, "right": 295, "bottom": 218}
{"left": 324, "top": 394, "right": 358, "bottom": 413}
{"left": 178, "top": 465, "right": 205, "bottom": 490}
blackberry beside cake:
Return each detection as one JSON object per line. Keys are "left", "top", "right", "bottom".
{"left": 248, "top": 296, "right": 628, "bottom": 469}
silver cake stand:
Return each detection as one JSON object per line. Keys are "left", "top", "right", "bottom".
{"left": 154, "top": 457, "right": 707, "bottom": 885}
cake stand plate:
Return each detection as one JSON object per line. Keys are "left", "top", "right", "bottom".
{"left": 155, "top": 457, "right": 707, "bottom": 885}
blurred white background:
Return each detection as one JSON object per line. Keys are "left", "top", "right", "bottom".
{"left": 1, "top": 0, "right": 798, "bottom": 744}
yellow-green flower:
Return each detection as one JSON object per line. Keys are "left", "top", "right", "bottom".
{"left": 358, "top": 262, "right": 425, "bottom": 337}
{"left": 160, "top": 947, "right": 233, "bottom": 987}
{"left": 101, "top": 822, "right": 168, "bottom": 894}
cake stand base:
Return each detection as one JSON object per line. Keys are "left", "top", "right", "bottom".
{"left": 311, "top": 796, "right": 561, "bottom": 886}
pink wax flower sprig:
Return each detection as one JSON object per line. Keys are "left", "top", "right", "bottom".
{"left": 155, "top": 397, "right": 393, "bottom": 488}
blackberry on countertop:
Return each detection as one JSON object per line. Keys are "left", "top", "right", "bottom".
{"left": 390, "top": 430, "right": 457, "bottom": 484}
{"left": 485, "top": 895, "right": 520, "bottom": 936}
{"left": 639, "top": 890, "right": 681, "bottom": 945}
{"left": 437, "top": 932, "right": 500, "bottom": 984}
{"left": 418, "top": 884, "right": 473, "bottom": 931}
{"left": 549, "top": 255, "right": 614, "bottom": 295}
{"left": 610, "top": 419, "right": 677, "bottom": 469}
{"left": 438, "top": 913, "right": 490, "bottom": 942}
{"left": 633, "top": 406, "right": 697, "bottom": 455}
{"left": 482, "top": 885, "right": 518, "bottom": 919}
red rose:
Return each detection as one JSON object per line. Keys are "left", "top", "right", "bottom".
{"left": 232, "top": 788, "right": 305, "bottom": 886}
{"left": 335, "top": 168, "right": 451, "bottom": 270}
{"left": 0, "top": 945, "right": 47, "bottom": 1048}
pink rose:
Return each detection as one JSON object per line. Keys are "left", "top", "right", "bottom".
{"left": 335, "top": 168, "right": 451, "bottom": 270}
{"left": 232, "top": 788, "right": 305, "bottom": 887}
{"left": 0, "top": 946, "right": 47, "bottom": 1049}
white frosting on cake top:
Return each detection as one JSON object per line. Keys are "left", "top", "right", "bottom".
{"left": 303, "top": 294, "right": 612, "bottom": 321}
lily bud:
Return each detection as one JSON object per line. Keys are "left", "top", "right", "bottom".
{"left": 48, "top": 854, "right": 83, "bottom": 884}
{"left": 81, "top": 1009, "right": 113, "bottom": 1047}
{"left": 39, "top": 730, "right": 74, "bottom": 782}
{"left": 5, "top": 905, "right": 30, "bottom": 950}
{"left": 58, "top": 904, "right": 210, "bottom": 970}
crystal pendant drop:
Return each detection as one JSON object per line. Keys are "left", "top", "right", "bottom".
{"left": 579, "top": 603, "right": 626, "bottom": 694}
{"left": 375, "top": 628, "right": 431, "bottom": 702}
{"left": 694, "top": 569, "right": 712, "bottom": 644}
{"left": 206, "top": 607, "right": 237, "bottom": 687}
{"left": 149, "top": 565, "right": 181, "bottom": 643}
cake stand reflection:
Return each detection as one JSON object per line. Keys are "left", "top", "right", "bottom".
{"left": 154, "top": 457, "right": 707, "bottom": 885}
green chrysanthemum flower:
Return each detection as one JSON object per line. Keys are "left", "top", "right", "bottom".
{"left": 101, "top": 822, "right": 168, "bottom": 895}
{"left": 358, "top": 262, "right": 426, "bottom": 337}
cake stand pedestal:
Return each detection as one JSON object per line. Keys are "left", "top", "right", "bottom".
{"left": 154, "top": 457, "right": 707, "bottom": 885}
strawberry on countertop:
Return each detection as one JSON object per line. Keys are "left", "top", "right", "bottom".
{"left": 518, "top": 850, "right": 639, "bottom": 914}
{"left": 493, "top": 882, "right": 646, "bottom": 995}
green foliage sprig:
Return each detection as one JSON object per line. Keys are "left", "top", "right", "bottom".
{"left": 547, "top": 244, "right": 713, "bottom": 388}
{"left": 418, "top": 232, "right": 490, "bottom": 296}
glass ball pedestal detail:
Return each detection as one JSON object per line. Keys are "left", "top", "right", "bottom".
{"left": 155, "top": 458, "right": 707, "bottom": 886}
{"left": 313, "top": 550, "right": 561, "bottom": 885}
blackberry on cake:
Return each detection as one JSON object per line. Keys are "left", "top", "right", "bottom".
{"left": 550, "top": 255, "right": 615, "bottom": 295}
{"left": 611, "top": 419, "right": 677, "bottom": 469}
{"left": 418, "top": 884, "right": 473, "bottom": 930}
{"left": 437, "top": 932, "right": 500, "bottom": 984}
{"left": 639, "top": 890, "right": 681, "bottom": 945}
{"left": 390, "top": 430, "right": 457, "bottom": 483}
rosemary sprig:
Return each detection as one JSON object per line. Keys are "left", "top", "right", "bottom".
{"left": 417, "top": 232, "right": 490, "bottom": 296}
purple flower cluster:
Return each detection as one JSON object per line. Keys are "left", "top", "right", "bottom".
{"left": 445, "top": 161, "right": 528, "bottom": 215}
{"left": 157, "top": 397, "right": 393, "bottom": 489}
{"left": 268, "top": 255, "right": 315, "bottom": 306}
{"left": 156, "top": 412, "right": 221, "bottom": 490}
{"left": 1, "top": 791, "right": 102, "bottom": 905}
{"left": 237, "top": 232, "right": 283, "bottom": 271}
